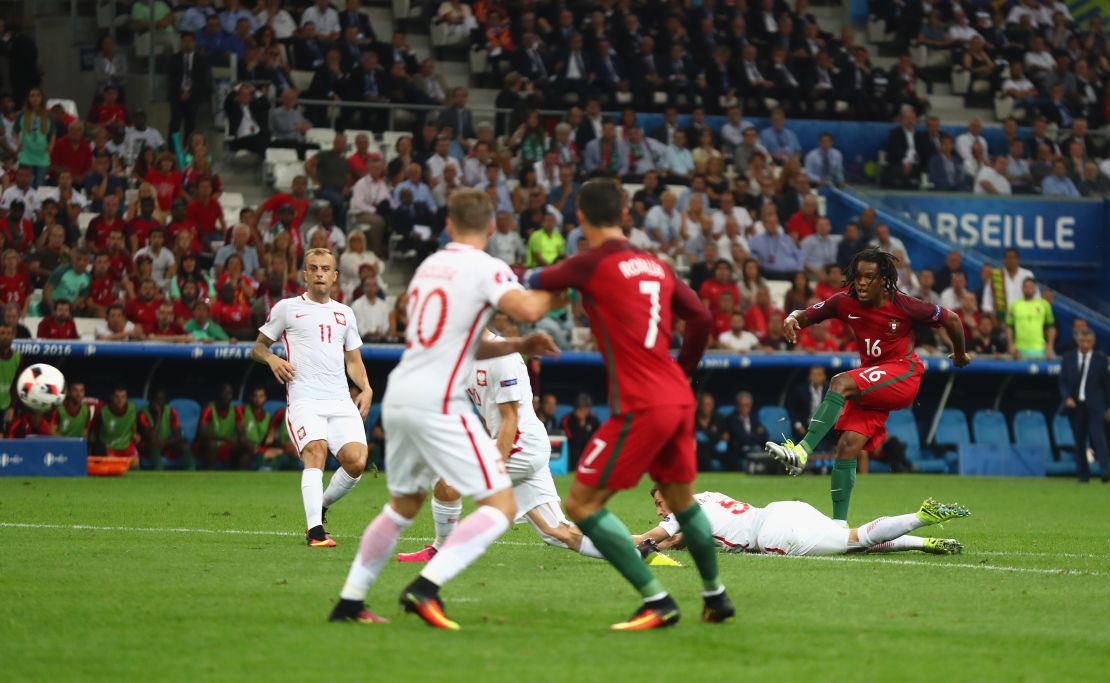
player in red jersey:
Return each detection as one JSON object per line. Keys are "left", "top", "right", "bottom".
{"left": 527, "top": 178, "right": 734, "bottom": 630}
{"left": 765, "top": 247, "right": 970, "bottom": 523}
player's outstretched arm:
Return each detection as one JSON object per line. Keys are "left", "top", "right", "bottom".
{"left": 251, "top": 333, "right": 294, "bottom": 383}
{"left": 631, "top": 526, "right": 673, "bottom": 547}
{"left": 476, "top": 331, "right": 560, "bottom": 360}
{"left": 494, "top": 400, "right": 519, "bottom": 459}
{"left": 671, "top": 279, "right": 713, "bottom": 376}
{"left": 344, "top": 348, "right": 373, "bottom": 418}
{"left": 941, "top": 309, "right": 972, "bottom": 367}
{"left": 496, "top": 289, "right": 564, "bottom": 324}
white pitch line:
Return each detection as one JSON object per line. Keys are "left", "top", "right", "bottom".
{"left": 1, "top": 522, "right": 1104, "bottom": 576}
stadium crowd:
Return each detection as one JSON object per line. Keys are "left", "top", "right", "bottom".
{"left": 0, "top": 1, "right": 1102, "bottom": 469}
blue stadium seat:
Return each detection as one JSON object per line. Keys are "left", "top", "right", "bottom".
{"left": 554, "top": 404, "right": 573, "bottom": 428}
{"left": 1013, "top": 410, "right": 1064, "bottom": 475}
{"left": 263, "top": 400, "right": 285, "bottom": 416}
{"left": 885, "top": 409, "right": 946, "bottom": 473}
{"left": 757, "top": 406, "right": 789, "bottom": 437}
{"left": 593, "top": 406, "right": 611, "bottom": 423}
{"left": 717, "top": 404, "right": 736, "bottom": 417}
{"left": 169, "top": 399, "right": 202, "bottom": 443}
{"left": 131, "top": 398, "right": 148, "bottom": 413}
{"left": 933, "top": 409, "right": 970, "bottom": 450}
{"left": 1053, "top": 413, "right": 1076, "bottom": 452}
{"left": 972, "top": 409, "right": 1011, "bottom": 445}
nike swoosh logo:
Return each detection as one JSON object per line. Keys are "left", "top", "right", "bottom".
{"left": 295, "top": 314, "right": 307, "bottom": 318}
{"left": 811, "top": 419, "right": 824, "bottom": 424}
{"left": 848, "top": 314, "right": 862, "bottom": 319}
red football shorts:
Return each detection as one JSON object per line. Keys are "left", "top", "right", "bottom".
{"left": 836, "top": 361, "right": 923, "bottom": 451}
{"left": 575, "top": 405, "right": 696, "bottom": 490}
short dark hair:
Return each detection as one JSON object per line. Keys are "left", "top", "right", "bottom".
{"left": 576, "top": 178, "right": 623, "bottom": 227}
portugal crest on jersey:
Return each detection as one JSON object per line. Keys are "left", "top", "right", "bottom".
{"left": 888, "top": 319, "right": 899, "bottom": 334}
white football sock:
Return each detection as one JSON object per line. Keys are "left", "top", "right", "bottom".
{"left": 340, "top": 504, "right": 413, "bottom": 601}
{"left": 301, "top": 468, "right": 324, "bottom": 529}
{"left": 322, "top": 467, "right": 361, "bottom": 509}
{"left": 854, "top": 513, "right": 924, "bottom": 548}
{"left": 577, "top": 534, "right": 604, "bottom": 559}
{"left": 420, "top": 506, "right": 509, "bottom": 586}
{"left": 431, "top": 497, "right": 463, "bottom": 549}
{"left": 865, "top": 535, "right": 926, "bottom": 553}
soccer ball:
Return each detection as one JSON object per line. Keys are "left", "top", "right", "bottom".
{"left": 17, "top": 364, "right": 66, "bottom": 412}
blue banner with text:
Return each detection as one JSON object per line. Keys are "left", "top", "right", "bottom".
{"left": 0, "top": 438, "right": 88, "bottom": 477}
{"left": 875, "top": 193, "right": 1106, "bottom": 271}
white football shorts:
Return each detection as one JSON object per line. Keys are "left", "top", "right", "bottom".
{"left": 285, "top": 398, "right": 367, "bottom": 456}
{"left": 384, "top": 407, "right": 512, "bottom": 499}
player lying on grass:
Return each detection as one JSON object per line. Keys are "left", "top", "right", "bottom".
{"left": 765, "top": 247, "right": 970, "bottom": 524}
{"left": 393, "top": 333, "right": 680, "bottom": 568}
{"left": 633, "top": 488, "right": 969, "bottom": 557}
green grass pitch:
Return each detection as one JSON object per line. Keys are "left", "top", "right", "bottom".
{"left": 1, "top": 472, "right": 1107, "bottom": 682}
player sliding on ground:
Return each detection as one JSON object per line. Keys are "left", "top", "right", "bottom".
{"left": 328, "top": 189, "right": 562, "bottom": 629}
{"left": 633, "top": 488, "right": 968, "bottom": 557}
{"left": 527, "top": 178, "right": 734, "bottom": 630}
{"left": 765, "top": 247, "right": 971, "bottom": 524}
{"left": 252, "top": 248, "right": 373, "bottom": 547}
{"left": 394, "top": 331, "right": 615, "bottom": 563}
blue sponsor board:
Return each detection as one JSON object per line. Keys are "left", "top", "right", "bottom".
{"left": 0, "top": 438, "right": 88, "bottom": 477}
{"left": 877, "top": 193, "right": 1105, "bottom": 271}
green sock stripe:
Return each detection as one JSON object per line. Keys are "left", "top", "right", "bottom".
{"left": 674, "top": 504, "right": 723, "bottom": 593}
{"left": 577, "top": 508, "right": 663, "bottom": 598}
{"left": 800, "top": 391, "right": 846, "bottom": 454}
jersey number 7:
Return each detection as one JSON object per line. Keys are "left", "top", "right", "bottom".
{"left": 640, "top": 280, "right": 662, "bottom": 349}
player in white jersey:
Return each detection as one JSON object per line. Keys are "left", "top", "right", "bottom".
{"left": 633, "top": 488, "right": 969, "bottom": 557}
{"left": 252, "top": 248, "right": 373, "bottom": 548}
{"left": 395, "top": 333, "right": 608, "bottom": 563}
{"left": 329, "top": 189, "right": 561, "bottom": 629}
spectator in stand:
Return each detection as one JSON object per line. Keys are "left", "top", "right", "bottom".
{"left": 302, "top": 0, "right": 341, "bottom": 41}
{"left": 28, "top": 222, "right": 70, "bottom": 288}
{"left": 788, "top": 366, "right": 829, "bottom": 443}
{"left": 36, "top": 299, "right": 78, "bottom": 340}
{"left": 1, "top": 166, "right": 39, "bottom": 217}
{"left": 974, "top": 156, "right": 1013, "bottom": 195}
{"left": 439, "top": 87, "right": 476, "bottom": 147}
{"left": 800, "top": 216, "right": 836, "bottom": 280}
{"left": 50, "top": 121, "right": 92, "bottom": 185}
{"left": 717, "top": 313, "right": 760, "bottom": 352}
{"left": 3, "top": 304, "right": 31, "bottom": 339}
{"left": 0, "top": 249, "right": 30, "bottom": 313}
{"left": 783, "top": 271, "right": 814, "bottom": 313}
{"left": 973, "top": 315, "right": 1008, "bottom": 356}
{"left": 83, "top": 154, "right": 128, "bottom": 213}
{"left": 185, "top": 178, "right": 225, "bottom": 245}
{"left": 644, "top": 191, "right": 683, "bottom": 262}
{"left": 487, "top": 211, "right": 526, "bottom": 266}
{"left": 144, "top": 301, "right": 192, "bottom": 342}
{"left": 0, "top": 200, "right": 33, "bottom": 254}
{"left": 224, "top": 83, "right": 269, "bottom": 157}
{"left": 525, "top": 213, "right": 565, "bottom": 267}
{"left": 351, "top": 276, "right": 390, "bottom": 343}
{"left": 1006, "top": 277, "right": 1056, "bottom": 359}
{"left": 125, "top": 277, "right": 164, "bottom": 330}
{"left": 955, "top": 118, "right": 988, "bottom": 164}
{"left": 1078, "top": 162, "right": 1110, "bottom": 197}
{"left": 699, "top": 260, "right": 741, "bottom": 313}
{"left": 882, "top": 107, "right": 930, "bottom": 190}
{"left": 1041, "top": 157, "right": 1080, "bottom": 197}
{"left": 744, "top": 286, "right": 782, "bottom": 341}
{"left": 869, "top": 224, "right": 907, "bottom": 256}
{"left": 927, "top": 134, "right": 966, "bottom": 191}
{"left": 561, "top": 393, "right": 601, "bottom": 469}
{"left": 583, "top": 120, "right": 629, "bottom": 177}
{"left": 87, "top": 85, "right": 128, "bottom": 133}
{"left": 13, "top": 87, "right": 53, "bottom": 188}
{"left": 185, "top": 299, "right": 229, "bottom": 342}
{"left": 210, "top": 282, "right": 253, "bottom": 339}
{"left": 759, "top": 109, "right": 802, "bottom": 165}
{"left": 41, "top": 249, "right": 90, "bottom": 316}
{"left": 803, "top": 132, "right": 844, "bottom": 188}
{"left": 722, "top": 391, "right": 764, "bottom": 470}
{"left": 786, "top": 194, "right": 819, "bottom": 243}
{"left": 814, "top": 263, "right": 843, "bottom": 301}
{"left": 267, "top": 89, "right": 317, "bottom": 160}
{"left": 168, "top": 32, "right": 211, "bottom": 143}
{"left": 749, "top": 204, "right": 804, "bottom": 279}
{"left": 96, "top": 303, "right": 145, "bottom": 341}
{"left": 350, "top": 156, "right": 392, "bottom": 257}
{"left": 347, "top": 134, "right": 377, "bottom": 179}
{"left": 736, "top": 258, "right": 766, "bottom": 309}
{"left": 144, "top": 153, "right": 183, "bottom": 213}
{"left": 133, "top": 228, "right": 176, "bottom": 292}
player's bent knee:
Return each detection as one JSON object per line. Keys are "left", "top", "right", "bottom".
{"left": 300, "top": 440, "right": 328, "bottom": 468}
{"left": 830, "top": 373, "right": 858, "bottom": 396}
{"left": 390, "top": 493, "right": 426, "bottom": 520}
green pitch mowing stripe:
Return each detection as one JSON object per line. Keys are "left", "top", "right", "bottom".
{"left": 1, "top": 473, "right": 1108, "bottom": 682}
